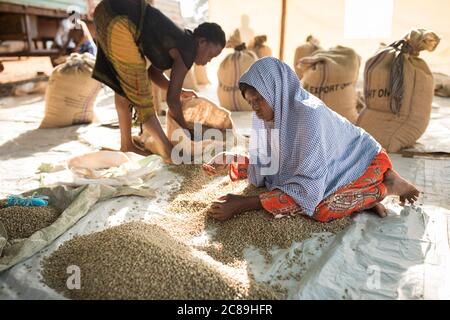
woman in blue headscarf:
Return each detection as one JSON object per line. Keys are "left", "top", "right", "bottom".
{"left": 203, "top": 57, "right": 419, "bottom": 222}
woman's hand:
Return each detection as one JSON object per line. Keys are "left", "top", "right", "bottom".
{"left": 208, "top": 194, "right": 263, "bottom": 221}
{"left": 180, "top": 89, "right": 197, "bottom": 100}
{"left": 208, "top": 194, "right": 246, "bottom": 221}
{"left": 202, "top": 152, "right": 233, "bottom": 176}
{"left": 167, "top": 106, "right": 189, "bottom": 130}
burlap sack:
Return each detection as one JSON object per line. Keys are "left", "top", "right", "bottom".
{"left": 180, "top": 68, "right": 199, "bottom": 91}
{"left": 248, "top": 35, "right": 272, "bottom": 58}
{"left": 357, "top": 29, "right": 441, "bottom": 152}
{"left": 433, "top": 72, "right": 450, "bottom": 97}
{"left": 194, "top": 64, "right": 210, "bottom": 85}
{"left": 299, "top": 45, "right": 361, "bottom": 123}
{"left": 217, "top": 29, "right": 257, "bottom": 111}
{"left": 151, "top": 67, "right": 199, "bottom": 114}
{"left": 136, "top": 97, "right": 234, "bottom": 161}
{"left": 294, "top": 35, "right": 321, "bottom": 79}
{"left": 40, "top": 53, "right": 101, "bottom": 128}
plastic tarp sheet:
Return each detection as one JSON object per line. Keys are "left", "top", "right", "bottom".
{"left": 404, "top": 97, "right": 450, "bottom": 154}
{"left": 0, "top": 184, "right": 155, "bottom": 273}
{"left": 1, "top": 89, "right": 449, "bottom": 300}
{"left": 0, "top": 154, "right": 448, "bottom": 300}
{"left": 245, "top": 154, "right": 450, "bottom": 299}
{"left": 0, "top": 166, "right": 180, "bottom": 299}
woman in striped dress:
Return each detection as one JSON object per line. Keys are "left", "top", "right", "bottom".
{"left": 203, "top": 57, "right": 419, "bottom": 222}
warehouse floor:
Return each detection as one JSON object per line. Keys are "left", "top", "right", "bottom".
{"left": 0, "top": 86, "right": 449, "bottom": 299}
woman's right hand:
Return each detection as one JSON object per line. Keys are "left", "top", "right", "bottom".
{"left": 167, "top": 107, "right": 189, "bottom": 130}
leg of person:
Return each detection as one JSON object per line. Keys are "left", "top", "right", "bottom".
{"left": 259, "top": 189, "right": 305, "bottom": 218}
{"left": 369, "top": 202, "right": 387, "bottom": 217}
{"left": 114, "top": 93, "right": 150, "bottom": 156}
{"left": 259, "top": 188, "right": 386, "bottom": 221}
{"left": 383, "top": 169, "right": 420, "bottom": 206}
{"left": 259, "top": 151, "right": 399, "bottom": 222}
{"left": 141, "top": 114, "right": 174, "bottom": 162}
{"left": 313, "top": 150, "right": 394, "bottom": 222}
{"left": 94, "top": 11, "right": 157, "bottom": 157}
{"left": 313, "top": 186, "right": 387, "bottom": 222}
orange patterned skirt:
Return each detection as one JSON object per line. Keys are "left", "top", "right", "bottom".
{"left": 231, "top": 150, "right": 393, "bottom": 222}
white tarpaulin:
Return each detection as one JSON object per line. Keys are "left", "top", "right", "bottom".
{"left": 404, "top": 97, "right": 450, "bottom": 154}
{"left": 1, "top": 89, "right": 449, "bottom": 300}
{"left": 0, "top": 156, "right": 448, "bottom": 300}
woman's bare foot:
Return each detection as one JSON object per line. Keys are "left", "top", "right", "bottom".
{"left": 120, "top": 143, "right": 151, "bottom": 157}
{"left": 367, "top": 202, "right": 387, "bottom": 218}
{"left": 132, "top": 136, "right": 173, "bottom": 164}
{"left": 384, "top": 169, "right": 420, "bottom": 206}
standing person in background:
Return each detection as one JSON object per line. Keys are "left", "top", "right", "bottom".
{"left": 92, "top": 0, "right": 226, "bottom": 161}
{"left": 238, "top": 14, "right": 255, "bottom": 45}
{"left": 61, "top": 20, "right": 98, "bottom": 56}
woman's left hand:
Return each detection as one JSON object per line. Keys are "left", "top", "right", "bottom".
{"left": 181, "top": 89, "right": 197, "bottom": 100}
{"left": 208, "top": 194, "right": 246, "bottom": 221}
{"left": 202, "top": 152, "right": 231, "bottom": 176}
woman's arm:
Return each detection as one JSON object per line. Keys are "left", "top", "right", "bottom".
{"left": 202, "top": 152, "right": 248, "bottom": 177}
{"left": 60, "top": 36, "right": 71, "bottom": 54}
{"left": 208, "top": 194, "right": 262, "bottom": 221}
{"left": 165, "top": 48, "right": 190, "bottom": 129}
{"left": 208, "top": 190, "right": 305, "bottom": 221}
{"left": 148, "top": 64, "right": 198, "bottom": 99}
{"left": 148, "top": 65, "right": 170, "bottom": 91}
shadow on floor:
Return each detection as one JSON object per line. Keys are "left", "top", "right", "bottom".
{"left": 0, "top": 125, "right": 83, "bottom": 160}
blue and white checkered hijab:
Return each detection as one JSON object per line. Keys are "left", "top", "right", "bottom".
{"left": 239, "top": 57, "right": 381, "bottom": 215}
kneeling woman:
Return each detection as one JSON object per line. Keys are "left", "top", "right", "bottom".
{"left": 203, "top": 57, "right": 419, "bottom": 222}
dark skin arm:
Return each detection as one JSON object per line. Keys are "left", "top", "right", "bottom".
{"left": 203, "top": 153, "right": 259, "bottom": 221}
{"left": 60, "top": 36, "right": 73, "bottom": 54}
{"left": 148, "top": 64, "right": 170, "bottom": 91}
{"left": 60, "top": 28, "right": 84, "bottom": 54}
{"left": 147, "top": 48, "right": 197, "bottom": 129}
{"left": 208, "top": 194, "right": 263, "bottom": 221}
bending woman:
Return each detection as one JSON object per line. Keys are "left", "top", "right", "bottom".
{"left": 203, "top": 57, "right": 419, "bottom": 222}
{"left": 93, "top": 0, "right": 225, "bottom": 160}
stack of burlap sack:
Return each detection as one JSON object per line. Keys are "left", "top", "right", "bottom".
{"left": 40, "top": 53, "right": 101, "bottom": 128}
{"left": 294, "top": 35, "right": 321, "bottom": 80}
{"left": 297, "top": 44, "right": 361, "bottom": 124}
{"left": 357, "top": 29, "right": 440, "bottom": 152}
{"left": 248, "top": 35, "right": 272, "bottom": 58}
{"left": 294, "top": 29, "right": 440, "bottom": 152}
{"left": 217, "top": 29, "right": 258, "bottom": 111}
